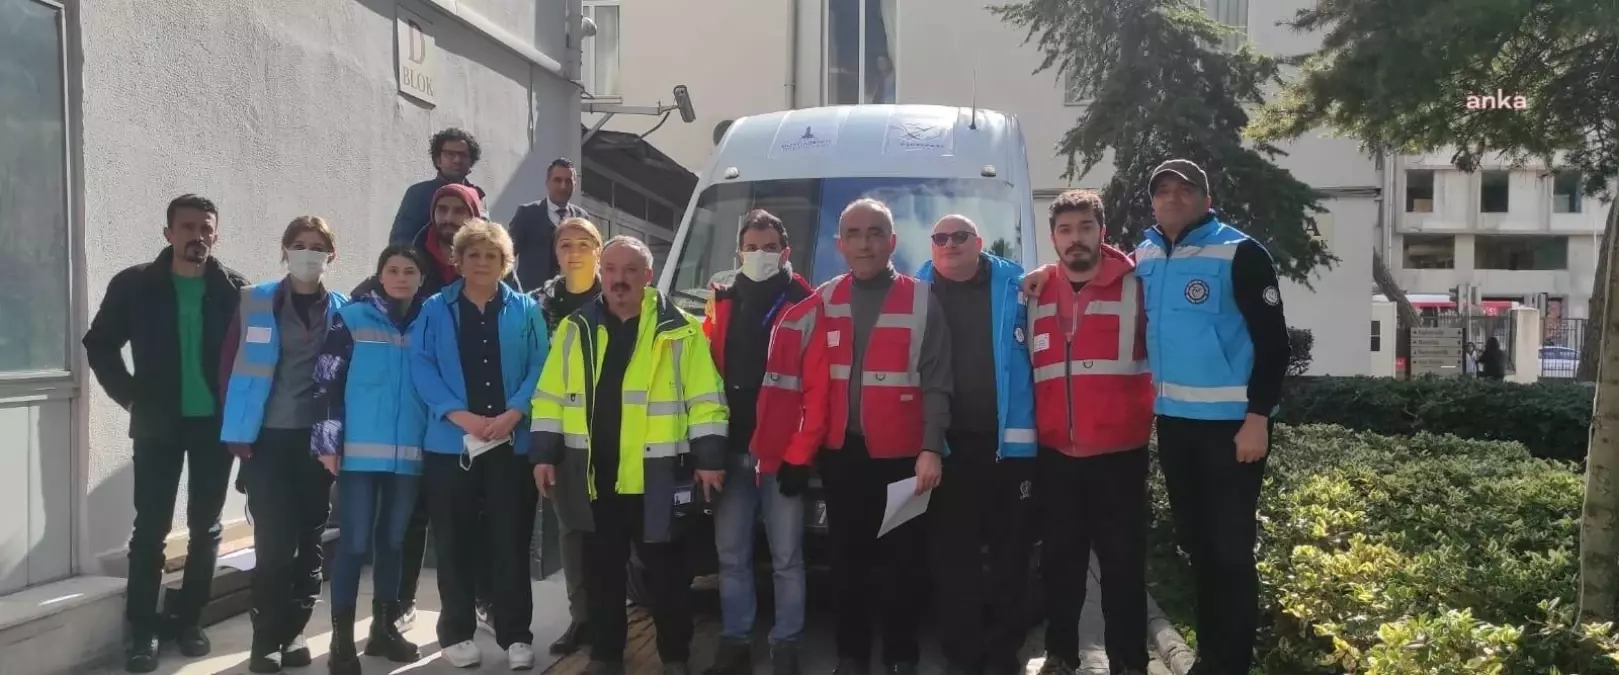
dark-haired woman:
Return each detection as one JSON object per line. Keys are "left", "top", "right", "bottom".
{"left": 1479, "top": 336, "right": 1506, "bottom": 381}
{"left": 310, "top": 245, "right": 430, "bottom": 673}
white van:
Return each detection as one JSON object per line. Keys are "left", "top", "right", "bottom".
{"left": 658, "top": 104, "right": 1039, "bottom": 311}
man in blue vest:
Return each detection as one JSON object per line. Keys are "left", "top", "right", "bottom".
{"left": 917, "top": 215, "right": 1038, "bottom": 675}
{"left": 1133, "top": 160, "right": 1290, "bottom": 675}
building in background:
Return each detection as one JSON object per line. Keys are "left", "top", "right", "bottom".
{"left": 1385, "top": 151, "right": 1612, "bottom": 323}
{"left": 582, "top": 0, "right": 1376, "bottom": 375}
{"left": 578, "top": 127, "right": 697, "bottom": 268}
{"left": 0, "top": 0, "right": 580, "bottom": 670}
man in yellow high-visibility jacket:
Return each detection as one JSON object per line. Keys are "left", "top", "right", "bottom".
{"left": 531, "top": 235, "right": 727, "bottom": 675}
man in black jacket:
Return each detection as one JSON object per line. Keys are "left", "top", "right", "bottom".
{"left": 509, "top": 157, "right": 588, "bottom": 290}
{"left": 82, "top": 194, "right": 249, "bottom": 673}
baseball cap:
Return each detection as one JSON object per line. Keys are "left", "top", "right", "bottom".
{"left": 1149, "top": 159, "right": 1210, "bottom": 195}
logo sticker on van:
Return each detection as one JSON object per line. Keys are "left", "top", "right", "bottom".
{"left": 884, "top": 117, "right": 955, "bottom": 156}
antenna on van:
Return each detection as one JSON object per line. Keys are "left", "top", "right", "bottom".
{"left": 969, "top": 69, "right": 979, "bottom": 130}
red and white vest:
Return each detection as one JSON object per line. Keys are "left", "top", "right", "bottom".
{"left": 1028, "top": 254, "right": 1155, "bottom": 457}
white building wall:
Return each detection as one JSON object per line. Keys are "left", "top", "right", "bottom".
{"left": 71, "top": 0, "right": 580, "bottom": 576}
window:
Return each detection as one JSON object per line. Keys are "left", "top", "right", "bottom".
{"left": 1371, "top": 320, "right": 1381, "bottom": 352}
{"left": 582, "top": 1, "right": 620, "bottom": 97}
{"left": 1554, "top": 170, "right": 1582, "bottom": 213}
{"left": 1480, "top": 170, "right": 1510, "bottom": 213}
{"left": 1402, "top": 234, "right": 1455, "bottom": 269}
{"left": 0, "top": 0, "right": 71, "bottom": 373}
{"left": 1476, "top": 235, "right": 1569, "bottom": 271}
{"left": 826, "top": 0, "right": 896, "bottom": 105}
{"left": 1205, "top": 0, "right": 1248, "bottom": 51}
{"left": 668, "top": 177, "right": 1021, "bottom": 312}
{"left": 1405, "top": 169, "right": 1434, "bottom": 213}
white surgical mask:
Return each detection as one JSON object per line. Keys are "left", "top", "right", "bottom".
{"left": 285, "top": 249, "right": 329, "bottom": 282}
{"left": 739, "top": 250, "right": 783, "bottom": 282}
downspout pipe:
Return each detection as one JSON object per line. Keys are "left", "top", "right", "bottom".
{"left": 786, "top": 0, "right": 800, "bottom": 109}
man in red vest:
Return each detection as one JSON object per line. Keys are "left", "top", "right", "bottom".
{"left": 1026, "top": 190, "right": 1155, "bottom": 675}
{"left": 757, "top": 198, "right": 952, "bottom": 675}
{"left": 700, "top": 209, "right": 814, "bottom": 675}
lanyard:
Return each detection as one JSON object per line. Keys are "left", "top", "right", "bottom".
{"left": 760, "top": 293, "right": 788, "bottom": 328}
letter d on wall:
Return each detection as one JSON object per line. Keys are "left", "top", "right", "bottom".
{"left": 395, "top": 6, "right": 437, "bottom": 107}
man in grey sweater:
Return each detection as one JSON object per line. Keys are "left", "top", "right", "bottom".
{"left": 775, "top": 198, "right": 952, "bottom": 675}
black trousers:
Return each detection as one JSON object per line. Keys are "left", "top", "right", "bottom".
{"left": 1039, "top": 446, "right": 1150, "bottom": 672}
{"left": 422, "top": 446, "right": 537, "bottom": 648}
{"left": 1156, "top": 416, "right": 1268, "bottom": 675}
{"left": 820, "top": 434, "right": 928, "bottom": 667}
{"left": 930, "top": 431, "right": 1037, "bottom": 672}
{"left": 397, "top": 481, "right": 493, "bottom": 609}
{"left": 126, "top": 417, "right": 235, "bottom": 634}
{"left": 241, "top": 428, "right": 334, "bottom": 651}
{"left": 584, "top": 493, "right": 693, "bottom": 665}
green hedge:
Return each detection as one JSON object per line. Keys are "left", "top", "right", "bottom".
{"left": 1276, "top": 376, "right": 1594, "bottom": 461}
{"left": 1147, "top": 425, "right": 1619, "bottom": 674}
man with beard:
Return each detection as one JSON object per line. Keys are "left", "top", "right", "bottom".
{"left": 1022, "top": 190, "right": 1154, "bottom": 675}
{"left": 1023, "top": 165, "right": 1291, "bottom": 675}
{"left": 758, "top": 199, "right": 951, "bottom": 675}
{"left": 700, "top": 210, "right": 814, "bottom": 675}
{"left": 509, "top": 158, "right": 590, "bottom": 290}
{"left": 83, "top": 194, "right": 249, "bottom": 673}
{"left": 389, "top": 128, "right": 488, "bottom": 244}
{"left": 914, "top": 215, "right": 1038, "bottom": 675}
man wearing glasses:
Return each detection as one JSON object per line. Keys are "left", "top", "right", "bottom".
{"left": 916, "top": 215, "right": 1039, "bottom": 675}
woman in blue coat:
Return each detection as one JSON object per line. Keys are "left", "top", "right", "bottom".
{"left": 309, "top": 245, "right": 430, "bottom": 673}
{"left": 409, "top": 219, "right": 548, "bottom": 669}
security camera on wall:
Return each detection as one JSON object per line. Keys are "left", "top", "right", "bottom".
{"left": 581, "top": 15, "right": 598, "bottom": 38}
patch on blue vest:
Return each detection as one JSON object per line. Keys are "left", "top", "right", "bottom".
{"left": 1185, "top": 279, "right": 1211, "bottom": 304}
{"left": 1013, "top": 326, "right": 1026, "bottom": 344}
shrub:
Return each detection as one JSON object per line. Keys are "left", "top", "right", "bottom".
{"left": 1146, "top": 424, "right": 1619, "bottom": 674}
{"left": 1287, "top": 327, "right": 1314, "bottom": 377}
{"left": 1277, "top": 376, "right": 1593, "bottom": 461}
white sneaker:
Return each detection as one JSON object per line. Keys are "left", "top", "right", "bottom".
{"left": 508, "top": 642, "right": 535, "bottom": 670}
{"left": 441, "top": 640, "right": 483, "bottom": 668}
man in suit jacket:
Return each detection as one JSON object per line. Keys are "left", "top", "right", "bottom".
{"left": 510, "top": 157, "right": 589, "bottom": 290}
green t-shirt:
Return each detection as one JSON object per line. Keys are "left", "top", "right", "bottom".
{"left": 174, "top": 275, "right": 215, "bottom": 417}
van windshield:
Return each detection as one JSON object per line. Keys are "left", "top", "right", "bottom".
{"left": 665, "top": 176, "right": 1021, "bottom": 314}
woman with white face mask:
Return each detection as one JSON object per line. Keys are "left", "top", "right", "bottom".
{"left": 218, "top": 216, "right": 351, "bottom": 673}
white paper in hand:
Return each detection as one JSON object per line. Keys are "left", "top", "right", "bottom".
{"left": 878, "top": 477, "right": 931, "bottom": 537}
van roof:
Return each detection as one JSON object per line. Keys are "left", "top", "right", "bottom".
{"left": 706, "top": 104, "right": 1027, "bottom": 184}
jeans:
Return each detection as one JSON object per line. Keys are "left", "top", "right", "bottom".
{"left": 331, "top": 471, "right": 421, "bottom": 609}
{"left": 126, "top": 417, "right": 235, "bottom": 634}
{"left": 713, "top": 451, "right": 806, "bottom": 645}
{"left": 241, "top": 428, "right": 334, "bottom": 647}
{"left": 423, "top": 447, "right": 538, "bottom": 649}
{"left": 1156, "top": 416, "right": 1269, "bottom": 675}
{"left": 1039, "top": 446, "right": 1149, "bottom": 671}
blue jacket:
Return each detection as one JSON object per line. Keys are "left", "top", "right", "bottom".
{"left": 310, "top": 293, "right": 428, "bottom": 475}
{"left": 221, "top": 280, "right": 349, "bottom": 444}
{"left": 917, "top": 253, "right": 1038, "bottom": 459}
{"left": 1135, "top": 216, "right": 1254, "bottom": 420}
{"left": 410, "top": 279, "right": 548, "bottom": 456}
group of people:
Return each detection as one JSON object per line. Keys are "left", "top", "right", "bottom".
{"left": 85, "top": 131, "right": 1288, "bottom": 675}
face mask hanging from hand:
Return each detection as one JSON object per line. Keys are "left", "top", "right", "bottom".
{"left": 285, "top": 249, "right": 329, "bottom": 283}
{"left": 739, "top": 250, "right": 783, "bottom": 282}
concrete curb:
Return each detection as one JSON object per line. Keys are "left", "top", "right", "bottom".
{"left": 1146, "top": 592, "right": 1196, "bottom": 675}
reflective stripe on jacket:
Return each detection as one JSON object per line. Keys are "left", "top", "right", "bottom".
{"left": 529, "top": 288, "right": 728, "bottom": 542}
{"left": 221, "top": 280, "right": 348, "bottom": 444}
{"left": 1135, "top": 217, "right": 1254, "bottom": 420}
{"left": 916, "top": 253, "right": 1037, "bottom": 459}
{"left": 334, "top": 301, "right": 427, "bottom": 475}
{"left": 754, "top": 295, "right": 822, "bottom": 474}
{"left": 1028, "top": 247, "right": 1154, "bottom": 456}
{"left": 408, "top": 279, "right": 548, "bottom": 455}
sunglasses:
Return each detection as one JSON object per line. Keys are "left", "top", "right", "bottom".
{"left": 930, "top": 231, "right": 975, "bottom": 246}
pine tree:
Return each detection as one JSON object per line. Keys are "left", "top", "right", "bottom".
{"left": 992, "top": 0, "right": 1336, "bottom": 284}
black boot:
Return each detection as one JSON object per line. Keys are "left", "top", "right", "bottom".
{"left": 550, "top": 620, "right": 586, "bottom": 655}
{"left": 328, "top": 607, "right": 361, "bottom": 675}
{"left": 363, "top": 600, "right": 421, "bottom": 663}
{"left": 249, "top": 610, "right": 284, "bottom": 673}
{"left": 280, "top": 602, "right": 315, "bottom": 667}
{"left": 125, "top": 629, "right": 160, "bottom": 673}
{"left": 703, "top": 640, "right": 751, "bottom": 675}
